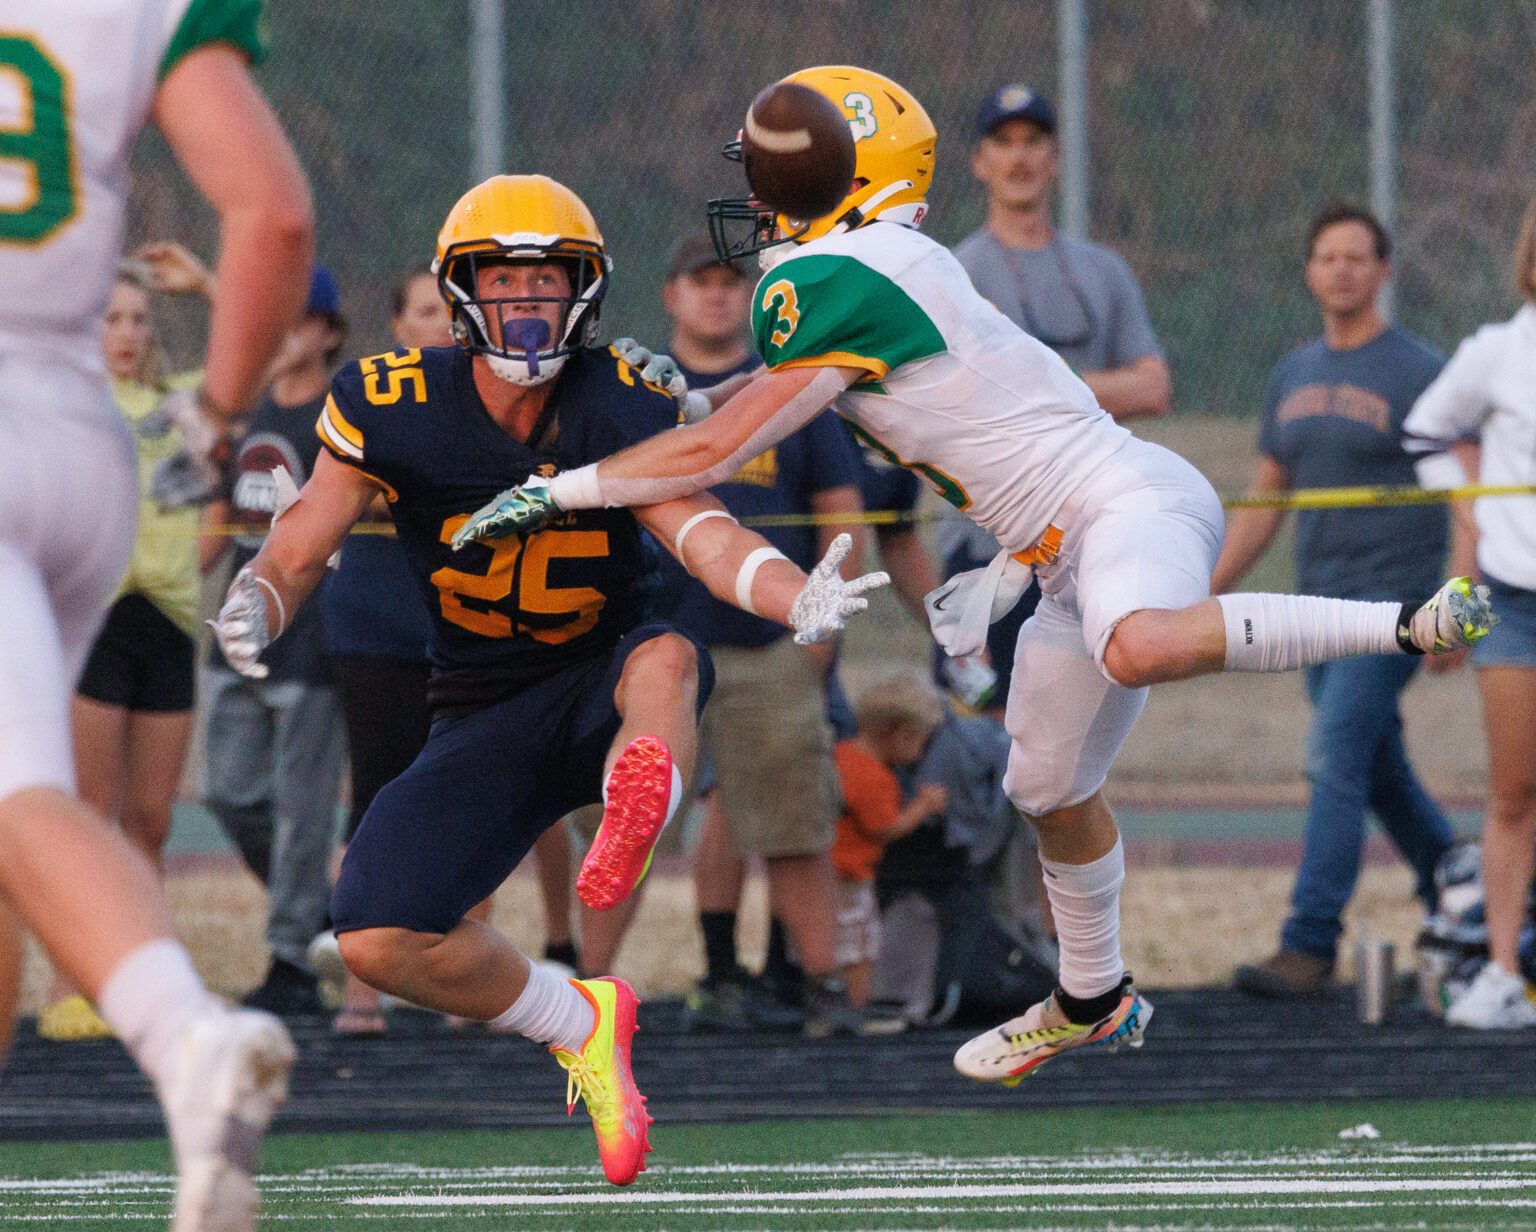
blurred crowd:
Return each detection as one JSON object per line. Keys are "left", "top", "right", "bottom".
{"left": 40, "top": 83, "right": 1536, "bottom": 1044}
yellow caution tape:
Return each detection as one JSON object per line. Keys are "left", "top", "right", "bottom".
{"left": 150, "top": 481, "right": 1536, "bottom": 537}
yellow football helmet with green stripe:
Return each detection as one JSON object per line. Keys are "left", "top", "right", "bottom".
{"left": 708, "top": 66, "right": 937, "bottom": 266}
{"left": 434, "top": 175, "right": 611, "bottom": 386}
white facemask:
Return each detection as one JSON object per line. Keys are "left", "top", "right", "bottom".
{"left": 485, "top": 351, "right": 567, "bottom": 387}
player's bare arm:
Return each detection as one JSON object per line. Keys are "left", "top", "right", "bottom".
{"left": 451, "top": 363, "right": 862, "bottom": 547}
{"left": 1208, "top": 455, "right": 1290, "bottom": 594}
{"left": 637, "top": 492, "right": 889, "bottom": 643}
{"left": 155, "top": 45, "right": 313, "bottom": 422}
{"left": 1081, "top": 354, "right": 1173, "bottom": 422}
{"left": 210, "top": 452, "right": 380, "bottom": 677}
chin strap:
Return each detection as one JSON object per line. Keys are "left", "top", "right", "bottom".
{"left": 833, "top": 180, "right": 917, "bottom": 235}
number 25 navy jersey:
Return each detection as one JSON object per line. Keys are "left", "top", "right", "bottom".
{"left": 316, "top": 344, "right": 679, "bottom": 713}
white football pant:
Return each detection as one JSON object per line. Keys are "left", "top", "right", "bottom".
{"left": 0, "top": 355, "right": 137, "bottom": 801}
{"left": 1003, "top": 438, "right": 1225, "bottom": 816}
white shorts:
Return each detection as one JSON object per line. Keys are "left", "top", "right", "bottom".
{"left": 1002, "top": 439, "right": 1223, "bottom": 816}
{"left": 0, "top": 356, "right": 137, "bottom": 801}
{"left": 834, "top": 877, "right": 881, "bottom": 968}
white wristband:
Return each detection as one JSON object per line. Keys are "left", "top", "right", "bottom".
{"left": 673, "top": 509, "right": 737, "bottom": 561}
{"left": 252, "top": 574, "right": 287, "bottom": 638}
{"left": 735, "top": 546, "right": 788, "bottom": 615}
{"left": 547, "top": 463, "right": 604, "bottom": 510}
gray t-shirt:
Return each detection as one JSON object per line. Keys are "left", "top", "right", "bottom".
{"left": 1259, "top": 326, "right": 1447, "bottom": 600}
{"left": 952, "top": 227, "right": 1163, "bottom": 377}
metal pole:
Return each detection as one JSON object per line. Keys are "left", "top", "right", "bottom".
{"left": 470, "top": 0, "right": 505, "bottom": 181}
{"left": 1057, "top": 0, "right": 1089, "bottom": 239}
{"left": 1368, "top": 0, "right": 1396, "bottom": 319}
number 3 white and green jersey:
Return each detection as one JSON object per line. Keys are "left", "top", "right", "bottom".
{"left": 0, "top": 0, "right": 264, "bottom": 375}
{"left": 751, "top": 222, "right": 1132, "bottom": 553}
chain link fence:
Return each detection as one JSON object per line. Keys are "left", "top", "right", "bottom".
{"left": 129, "top": 0, "right": 1535, "bottom": 417}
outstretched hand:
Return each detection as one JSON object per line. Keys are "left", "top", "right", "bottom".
{"left": 613, "top": 337, "right": 686, "bottom": 399}
{"left": 788, "top": 533, "right": 890, "bottom": 644}
{"left": 450, "top": 476, "right": 561, "bottom": 550}
{"left": 210, "top": 567, "right": 272, "bottom": 678}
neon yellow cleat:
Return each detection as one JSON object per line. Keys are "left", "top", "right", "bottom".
{"left": 1402, "top": 577, "right": 1497, "bottom": 654}
{"left": 551, "top": 977, "right": 653, "bottom": 1186}
{"left": 37, "top": 994, "right": 113, "bottom": 1041}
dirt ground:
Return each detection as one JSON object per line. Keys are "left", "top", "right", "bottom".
{"left": 16, "top": 860, "right": 1427, "bottom": 1013}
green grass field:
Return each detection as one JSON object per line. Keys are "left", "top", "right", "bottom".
{"left": 3, "top": 1098, "right": 1535, "bottom": 1230}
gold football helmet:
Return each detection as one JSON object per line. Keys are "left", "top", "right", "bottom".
{"left": 434, "top": 174, "right": 611, "bottom": 386}
{"left": 708, "top": 66, "right": 937, "bottom": 265}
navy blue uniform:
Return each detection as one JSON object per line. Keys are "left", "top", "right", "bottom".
{"left": 317, "top": 344, "right": 712, "bottom": 934}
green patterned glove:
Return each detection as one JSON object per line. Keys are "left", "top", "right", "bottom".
{"left": 450, "top": 476, "right": 561, "bottom": 550}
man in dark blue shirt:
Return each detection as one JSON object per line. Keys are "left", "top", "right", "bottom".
{"left": 1214, "top": 204, "right": 1456, "bottom": 996}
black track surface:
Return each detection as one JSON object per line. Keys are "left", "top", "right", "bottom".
{"left": 3, "top": 990, "right": 1534, "bottom": 1142}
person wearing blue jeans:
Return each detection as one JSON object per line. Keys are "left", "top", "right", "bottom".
{"left": 1214, "top": 204, "right": 1458, "bottom": 996}
{"left": 1283, "top": 655, "right": 1454, "bottom": 959}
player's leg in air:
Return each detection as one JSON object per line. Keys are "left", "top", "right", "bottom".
{"left": 954, "top": 448, "right": 1495, "bottom": 1085}
{"left": 332, "top": 628, "right": 708, "bottom": 1186}
{"left": 577, "top": 631, "right": 699, "bottom": 911}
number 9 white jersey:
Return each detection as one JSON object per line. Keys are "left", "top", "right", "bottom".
{"left": 0, "top": 0, "right": 263, "bottom": 375}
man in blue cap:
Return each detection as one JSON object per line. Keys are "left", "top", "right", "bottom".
{"left": 953, "top": 85, "right": 1170, "bottom": 422}
{"left": 202, "top": 265, "right": 350, "bottom": 1016}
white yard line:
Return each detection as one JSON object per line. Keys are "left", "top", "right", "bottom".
{"left": 348, "top": 1176, "right": 1536, "bottom": 1208}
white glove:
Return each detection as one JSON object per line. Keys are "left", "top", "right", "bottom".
{"left": 613, "top": 337, "right": 687, "bottom": 400}
{"left": 210, "top": 567, "right": 276, "bottom": 679}
{"left": 788, "top": 533, "right": 890, "bottom": 645}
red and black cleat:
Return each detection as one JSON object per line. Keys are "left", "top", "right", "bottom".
{"left": 578, "top": 736, "right": 674, "bottom": 911}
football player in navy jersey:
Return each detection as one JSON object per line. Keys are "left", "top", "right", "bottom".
{"left": 209, "top": 175, "right": 887, "bottom": 1186}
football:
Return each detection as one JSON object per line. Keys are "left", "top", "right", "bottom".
{"left": 740, "top": 81, "right": 856, "bottom": 223}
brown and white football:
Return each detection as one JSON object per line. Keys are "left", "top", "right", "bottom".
{"left": 741, "top": 81, "right": 856, "bottom": 223}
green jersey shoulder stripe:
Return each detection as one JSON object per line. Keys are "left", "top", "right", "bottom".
{"left": 159, "top": 0, "right": 266, "bottom": 80}
{"left": 752, "top": 253, "right": 945, "bottom": 378}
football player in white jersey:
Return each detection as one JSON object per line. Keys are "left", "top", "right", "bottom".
{"left": 451, "top": 66, "right": 1495, "bottom": 1084}
{"left": 0, "top": 2, "right": 312, "bottom": 1227}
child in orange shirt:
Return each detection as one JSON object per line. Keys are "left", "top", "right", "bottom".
{"left": 833, "top": 673, "right": 949, "bottom": 1006}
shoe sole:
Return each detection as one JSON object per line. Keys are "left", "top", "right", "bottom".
{"left": 171, "top": 1014, "right": 295, "bottom": 1232}
{"left": 992, "top": 995, "right": 1153, "bottom": 1088}
{"left": 578, "top": 738, "right": 672, "bottom": 911}
{"left": 592, "top": 978, "right": 654, "bottom": 1187}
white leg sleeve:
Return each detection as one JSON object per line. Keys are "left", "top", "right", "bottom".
{"left": 1217, "top": 592, "right": 1401, "bottom": 672}
{"left": 1040, "top": 840, "right": 1126, "bottom": 1000}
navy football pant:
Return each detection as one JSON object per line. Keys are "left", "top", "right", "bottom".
{"left": 331, "top": 624, "right": 712, "bottom": 936}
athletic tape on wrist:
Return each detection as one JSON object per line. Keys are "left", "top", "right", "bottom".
{"left": 735, "top": 547, "right": 788, "bottom": 615}
{"left": 673, "top": 509, "right": 737, "bottom": 561}
{"left": 252, "top": 575, "right": 287, "bottom": 638}
{"left": 547, "top": 463, "right": 602, "bottom": 510}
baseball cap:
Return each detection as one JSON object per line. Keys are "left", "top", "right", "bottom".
{"left": 305, "top": 265, "right": 341, "bottom": 316}
{"left": 975, "top": 85, "right": 1057, "bottom": 138}
{"left": 665, "top": 232, "right": 746, "bottom": 281}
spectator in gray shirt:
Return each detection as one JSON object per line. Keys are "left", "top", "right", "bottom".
{"left": 952, "top": 85, "right": 1171, "bottom": 422}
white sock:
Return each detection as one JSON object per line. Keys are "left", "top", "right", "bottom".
{"left": 603, "top": 761, "right": 686, "bottom": 834}
{"left": 1040, "top": 840, "right": 1125, "bottom": 999}
{"left": 488, "top": 960, "right": 595, "bottom": 1052}
{"left": 96, "top": 939, "right": 220, "bottom": 1089}
{"left": 1217, "top": 593, "right": 1401, "bottom": 672}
